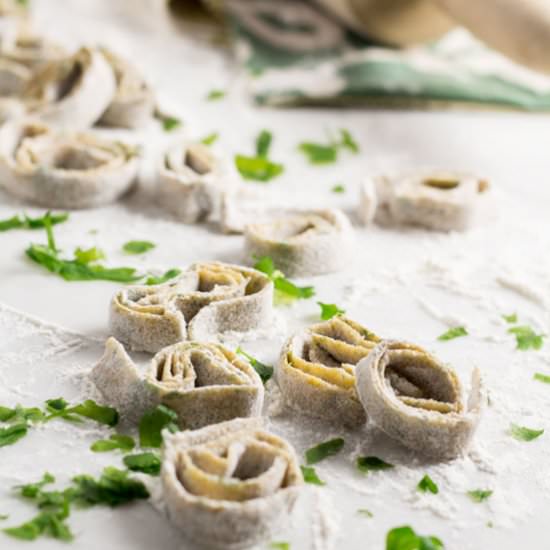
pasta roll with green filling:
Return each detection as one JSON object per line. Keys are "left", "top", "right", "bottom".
{"left": 98, "top": 47, "right": 155, "bottom": 129}
{"left": 157, "top": 141, "right": 235, "bottom": 224}
{"left": 161, "top": 418, "right": 303, "bottom": 549}
{"left": 276, "top": 316, "right": 380, "bottom": 427}
{"left": 359, "top": 171, "right": 490, "bottom": 231}
{"left": 244, "top": 208, "right": 354, "bottom": 277}
{"left": 0, "top": 119, "right": 139, "bottom": 208}
{"left": 91, "top": 338, "right": 264, "bottom": 428}
{"left": 23, "top": 46, "right": 116, "bottom": 130}
{"left": 355, "top": 340, "right": 484, "bottom": 460}
{"left": 110, "top": 261, "right": 274, "bottom": 353}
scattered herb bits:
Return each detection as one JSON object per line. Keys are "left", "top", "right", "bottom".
{"left": 17, "top": 473, "right": 55, "bottom": 498}
{"left": 200, "top": 132, "right": 219, "bottom": 146}
{"left": 123, "top": 452, "right": 162, "bottom": 476}
{"left": 534, "top": 373, "right": 550, "bottom": 384}
{"left": 357, "top": 508, "right": 373, "bottom": 518}
{"left": 90, "top": 434, "right": 135, "bottom": 453}
{"left": 317, "top": 302, "right": 345, "bottom": 321}
{"left": 161, "top": 116, "right": 181, "bottom": 132}
{"left": 438, "top": 326, "right": 468, "bottom": 341}
{"left": 305, "top": 438, "right": 345, "bottom": 465}
{"left": 356, "top": 456, "right": 394, "bottom": 475}
{"left": 122, "top": 240, "right": 155, "bottom": 255}
{"left": 502, "top": 313, "right": 517, "bottom": 323}
{"left": 139, "top": 405, "right": 178, "bottom": 448}
{"left": 206, "top": 89, "right": 225, "bottom": 101}
{"left": 236, "top": 347, "right": 273, "bottom": 384}
{"left": 300, "top": 466, "right": 325, "bottom": 486}
{"left": 386, "top": 526, "right": 444, "bottom": 550}
{"left": 467, "top": 489, "right": 493, "bottom": 503}
{"left": 0, "top": 212, "right": 68, "bottom": 232}
{"left": 331, "top": 184, "right": 345, "bottom": 194}
{"left": 509, "top": 423, "right": 544, "bottom": 441}
{"left": 417, "top": 474, "right": 439, "bottom": 494}
{"left": 298, "top": 129, "right": 359, "bottom": 165}
{"left": 0, "top": 423, "right": 28, "bottom": 448}
{"left": 508, "top": 325, "right": 544, "bottom": 351}
{"left": 270, "top": 543, "right": 290, "bottom": 550}
{"left": 145, "top": 268, "right": 181, "bottom": 285}
{"left": 235, "top": 130, "right": 284, "bottom": 183}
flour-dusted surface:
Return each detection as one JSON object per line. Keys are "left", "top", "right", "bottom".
{"left": 1, "top": 1, "right": 550, "bottom": 549}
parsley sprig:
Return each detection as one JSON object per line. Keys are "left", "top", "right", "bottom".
{"left": 0, "top": 212, "right": 68, "bottom": 232}
{"left": 236, "top": 347, "right": 273, "bottom": 384}
{"left": 298, "top": 129, "right": 359, "bottom": 165}
{"left": 235, "top": 130, "right": 284, "bottom": 182}
{"left": 386, "top": 526, "right": 444, "bottom": 550}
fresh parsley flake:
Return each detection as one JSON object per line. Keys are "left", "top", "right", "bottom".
{"left": 298, "top": 129, "right": 359, "bottom": 165}
{"left": 467, "top": 489, "right": 493, "bottom": 503}
{"left": 236, "top": 347, "right": 273, "bottom": 384}
{"left": 534, "top": 372, "right": 550, "bottom": 384}
{"left": 318, "top": 302, "right": 345, "bottom": 321}
{"left": 340, "top": 129, "right": 359, "bottom": 153}
{"left": 437, "top": 326, "right": 468, "bottom": 341}
{"left": 122, "top": 240, "right": 155, "bottom": 255}
{"left": 509, "top": 423, "right": 544, "bottom": 441}
{"left": 206, "top": 89, "right": 225, "bottom": 101}
{"left": 200, "top": 132, "right": 219, "bottom": 146}
{"left": 300, "top": 465, "right": 325, "bottom": 486}
{"left": 17, "top": 473, "right": 55, "bottom": 499}
{"left": 123, "top": 452, "right": 161, "bottom": 476}
{"left": 417, "top": 474, "right": 439, "bottom": 494}
{"left": 253, "top": 256, "right": 314, "bottom": 304}
{"left": 508, "top": 325, "right": 544, "bottom": 350}
{"left": 357, "top": 508, "right": 373, "bottom": 518}
{"left": 45, "top": 399, "right": 118, "bottom": 427}
{"left": 161, "top": 116, "right": 181, "bottom": 132}
{"left": 0, "top": 515, "right": 7, "bottom": 520}
{"left": 90, "top": 434, "right": 135, "bottom": 453}
{"left": 270, "top": 543, "right": 290, "bottom": 550}
{"left": 386, "top": 526, "right": 444, "bottom": 550}
{"left": 145, "top": 268, "right": 181, "bottom": 285}
{"left": 305, "top": 438, "right": 344, "bottom": 465}
{"left": 0, "top": 423, "right": 28, "bottom": 448}
{"left": 356, "top": 456, "right": 393, "bottom": 474}
{"left": 331, "top": 184, "right": 345, "bottom": 193}
{"left": 256, "top": 130, "right": 272, "bottom": 158}
{"left": 139, "top": 405, "right": 178, "bottom": 448}
{"left": 502, "top": 313, "right": 517, "bottom": 323}
{"left": 74, "top": 246, "right": 105, "bottom": 264}
{"left": 235, "top": 130, "right": 283, "bottom": 182}
{"left": 0, "top": 212, "right": 68, "bottom": 232}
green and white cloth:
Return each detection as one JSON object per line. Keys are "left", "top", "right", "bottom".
{"left": 222, "top": 0, "right": 550, "bottom": 110}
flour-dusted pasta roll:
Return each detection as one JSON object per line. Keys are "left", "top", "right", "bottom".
{"left": 0, "top": 96, "right": 24, "bottom": 122}
{"left": 244, "top": 209, "right": 354, "bottom": 277}
{"left": 1, "top": 32, "right": 65, "bottom": 69}
{"left": 91, "top": 338, "right": 264, "bottom": 428}
{"left": 276, "top": 316, "right": 380, "bottom": 427}
{"left": 0, "top": 59, "right": 30, "bottom": 95}
{"left": 359, "top": 171, "right": 490, "bottom": 232}
{"left": 98, "top": 48, "right": 155, "bottom": 129}
{"left": 23, "top": 46, "right": 116, "bottom": 130}
{"left": 162, "top": 417, "right": 303, "bottom": 550}
{"left": 0, "top": 119, "right": 139, "bottom": 208}
{"left": 157, "top": 141, "right": 235, "bottom": 224}
{"left": 355, "top": 340, "right": 484, "bottom": 460}
{"left": 110, "top": 261, "right": 274, "bottom": 353}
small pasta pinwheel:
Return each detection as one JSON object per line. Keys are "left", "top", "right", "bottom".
{"left": 244, "top": 208, "right": 354, "bottom": 277}
{"left": 276, "top": 316, "right": 380, "bottom": 427}
{"left": 91, "top": 338, "right": 264, "bottom": 428}
{"left": 355, "top": 340, "right": 484, "bottom": 460}
{"left": 98, "top": 48, "right": 155, "bottom": 129}
{"left": 359, "top": 171, "right": 490, "bottom": 231}
{"left": 162, "top": 417, "right": 303, "bottom": 550}
{"left": 0, "top": 119, "right": 139, "bottom": 208}
{"left": 1, "top": 32, "right": 66, "bottom": 69}
{"left": 0, "top": 58, "right": 31, "bottom": 95}
{"left": 110, "top": 261, "right": 274, "bottom": 353}
{"left": 23, "top": 46, "right": 116, "bottom": 130}
{"left": 157, "top": 141, "right": 233, "bottom": 224}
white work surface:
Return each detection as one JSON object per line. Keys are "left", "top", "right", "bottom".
{"left": 1, "top": 1, "right": 550, "bottom": 549}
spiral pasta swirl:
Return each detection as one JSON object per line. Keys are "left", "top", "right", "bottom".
{"left": 91, "top": 338, "right": 264, "bottom": 429}
{"left": 110, "top": 261, "right": 274, "bottom": 353}
{"left": 276, "top": 316, "right": 380, "bottom": 427}
{"left": 355, "top": 340, "right": 484, "bottom": 460}
{"left": 162, "top": 418, "right": 302, "bottom": 549}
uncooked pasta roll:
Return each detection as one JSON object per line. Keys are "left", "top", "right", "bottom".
{"left": 0, "top": 96, "right": 24, "bottom": 122}
{"left": 360, "top": 171, "right": 490, "bottom": 231}
{"left": 1, "top": 33, "right": 66, "bottom": 69}
{"left": 355, "top": 340, "right": 484, "bottom": 460}
{"left": 23, "top": 46, "right": 116, "bottom": 130}
{"left": 0, "top": 59, "right": 31, "bottom": 95}
{"left": 110, "top": 261, "right": 274, "bottom": 353}
{"left": 244, "top": 209, "right": 354, "bottom": 277}
{"left": 91, "top": 337, "right": 264, "bottom": 428}
{"left": 276, "top": 316, "right": 380, "bottom": 427}
{"left": 98, "top": 48, "right": 155, "bottom": 129}
{"left": 157, "top": 141, "right": 233, "bottom": 224}
{"left": 162, "top": 417, "right": 303, "bottom": 550}
{"left": 0, "top": 119, "right": 139, "bottom": 208}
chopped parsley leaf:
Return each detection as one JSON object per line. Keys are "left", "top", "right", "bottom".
{"left": 206, "top": 89, "right": 225, "bottom": 101}
{"left": 340, "top": 129, "right": 359, "bottom": 153}
{"left": 236, "top": 347, "right": 273, "bottom": 384}
{"left": 145, "top": 268, "right": 181, "bottom": 285}
{"left": 139, "top": 405, "right": 178, "bottom": 448}
{"left": 437, "top": 326, "right": 468, "bottom": 341}
{"left": 0, "top": 212, "right": 68, "bottom": 232}
{"left": 123, "top": 452, "right": 161, "bottom": 476}
{"left": 0, "top": 423, "right": 28, "bottom": 448}
{"left": 74, "top": 246, "right": 105, "bottom": 264}
{"left": 502, "top": 313, "right": 517, "bottom": 323}
{"left": 161, "top": 116, "right": 181, "bottom": 132}
{"left": 356, "top": 456, "right": 394, "bottom": 474}
{"left": 386, "top": 526, "right": 444, "bottom": 550}
{"left": 332, "top": 184, "right": 345, "bottom": 193}
{"left": 534, "top": 372, "right": 550, "bottom": 384}
{"left": 45, "top": 399, "right": 118, "bottom": 427}
{"left": 508, "top": 325, "right": 544, "bottom": 350}
{"left": 270, "top": 543, "right": 290, "bottom": 550}
{"left": 256, "top": 130, "right": 272, "bottom": 158}
{"left": 417, "top": 474, "right": 439, "bottom": 494}
{"left": 17, "top": 473, "right": 55, "bottom": 498}
{"left": 300, "top": 465, "right": 325, "bottom": 486}
{"left": 298, "top": 129, "right": 359, "bottom": 165}
{"left": 200, "top": 132, "right": 219, "bottom": 146}
{"left": 509, "top": 423, "right": 544, "bottom": 441}
{"left": 122, "top": 240, "right": 155, "bottom": 255}
{"left": 235, "top": 131, "right": 283, "bottom": 182}
{"left": 90, "top": 434, "right": 135, "bottom": 453}
{"left": 467, "top": 489, "right": 493, "bottom": 503}
{"left": 305, "top": 438, "right": 344, "bottom": 465}
{"left": 318, "top": 302, "right": 345, "bottom": 321}
{"left": 357, "top": 508, "right": 373, "bottom": 517}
